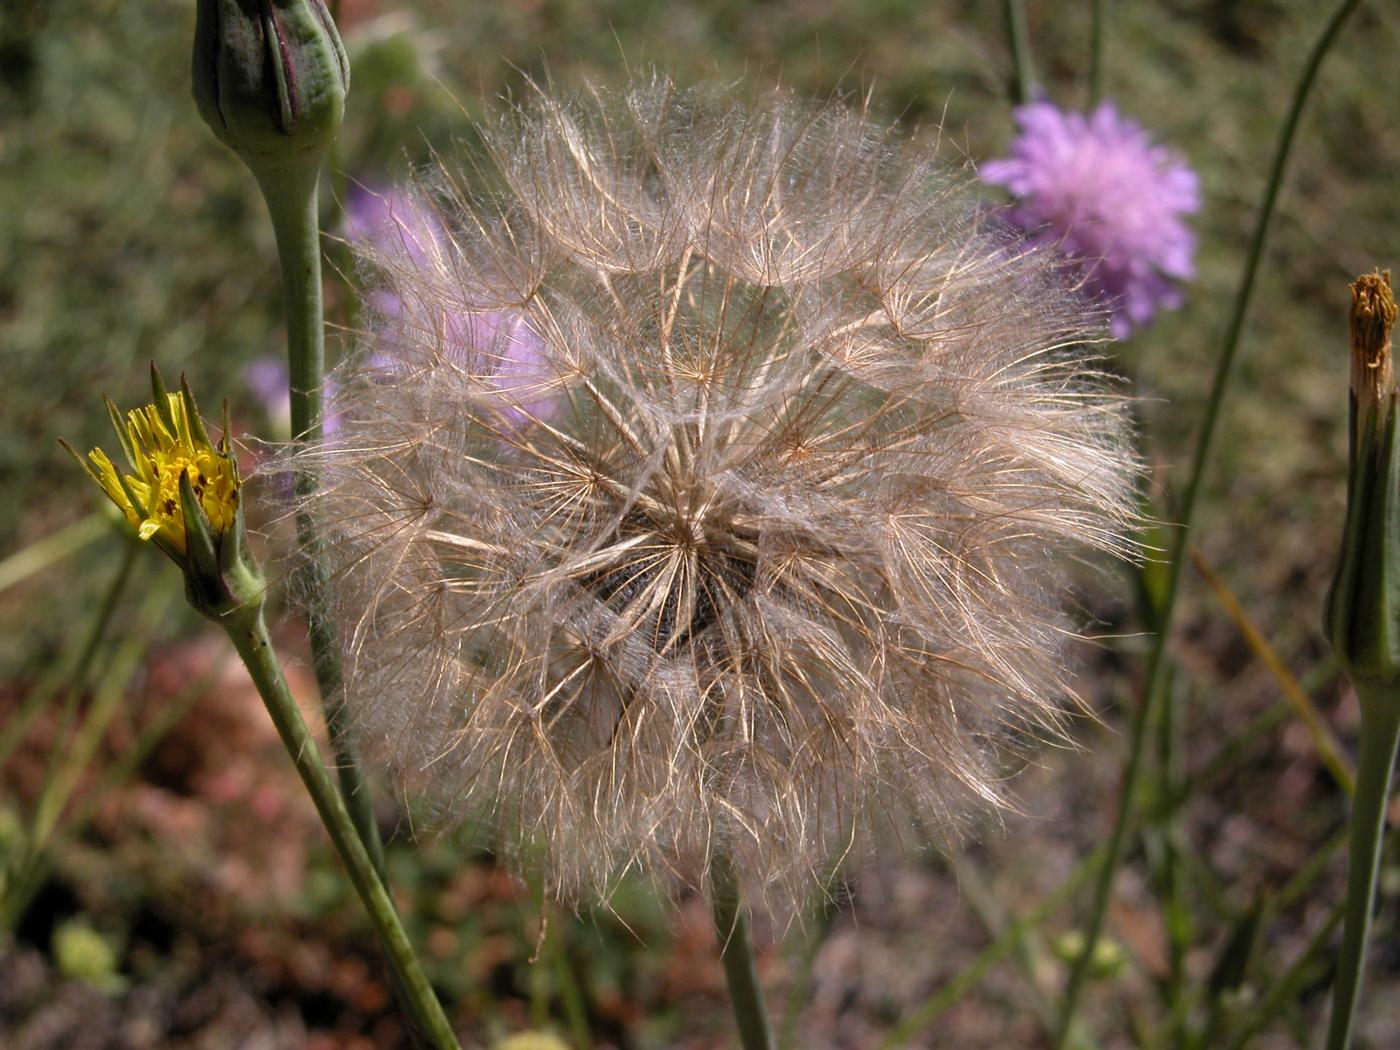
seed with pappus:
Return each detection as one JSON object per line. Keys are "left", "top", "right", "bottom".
{"left": 982, "top": 100, "right": 1200, "bottom": 339}
{"left": 296, "top": 79, "right": 1139, "bottom": 910}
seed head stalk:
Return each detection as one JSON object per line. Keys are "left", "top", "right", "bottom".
{"left": 1052, "top": 1, "right": 1363, "bottom": 1044}
{"left": 712, "top": 857, "right": 775, "bottom": 1050}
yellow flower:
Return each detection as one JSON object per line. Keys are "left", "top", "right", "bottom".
{"left": 67, "top": 374, "right": 238, "bottom": 558}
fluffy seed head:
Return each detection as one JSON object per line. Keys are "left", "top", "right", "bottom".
{"left": 297, "top": 79, "right": 1139, "bottom": 910}
{"left": 982, "top": 100, "right": 1200, "bottom": 339}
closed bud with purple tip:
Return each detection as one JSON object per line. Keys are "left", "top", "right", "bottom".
{"left": 192, "top": 0, "right": 349, "bottom": 186}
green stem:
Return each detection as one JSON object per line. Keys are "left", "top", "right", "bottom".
{"left": 712, "top": 858, "right": 775, "bottom": 1050}
{"left": 1002, "top": 0, "right": 1035, "bottom": 105}
{"left": 226, "top": 608, "right": 461, "bottom": 1050}
{"left": 257, "top": 162, "right": 385, "bottom": 881}
{"left": 1052, "top": 3, "right": 1362, "bottom": 1044}
{"left": 1325, "top": 685, "right": 1400, "bottom": 1050}
{"left": 1089, "top": 0, "right": 1107, "bottom": 108}
{"left": 1154, "top": 669, "right": 1191, "bottom": 1016}
{"left": 952, "top": 852, "right": 1096, "bottom": 1048}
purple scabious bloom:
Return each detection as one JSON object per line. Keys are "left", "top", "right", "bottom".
{"left": 345, "top": 185, "right": 446, "bottom": 275}
{"left": 344, "top": 185, "right": 558, "bottom": 425}
{"left": 982, "top": 100, "right": 1201, "bottom": 338}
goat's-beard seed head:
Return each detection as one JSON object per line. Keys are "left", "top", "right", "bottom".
{"left": 292, "top": 77, "right": 1139, "bottom": 913}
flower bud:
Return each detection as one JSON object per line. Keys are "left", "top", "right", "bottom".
{"left": 1325, "top": 270, "right": 1400, "bottom": 688}
{"left": 64, "top": 367, "right": 266, "bottom": 627}
{"left": 191, "top": 0, "right": 349, "bottom": 183}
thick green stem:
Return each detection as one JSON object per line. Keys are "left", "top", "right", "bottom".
{"left": 257, "top": 162, "right": 385, "bottom": 880}
{"left": 1002, "top": 0, "right": 1035, "bottom": 105}
{"left": 1052, "top": 3, "right": 1362, "bottom": 1045}
{"left": 712, "top": 859, "right": 775, "bottom": 1050}
{"left": 226, "top": 609, "right": 460, "bottom": 1050}
{"left": 1325, "top": 686, "right": 1400, "bottom": 1050}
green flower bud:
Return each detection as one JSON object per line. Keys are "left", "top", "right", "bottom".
{"left": 53, "top": 919, "right": 125, "bottom": 994}
{"left": 192, "top": 0, "right": 349, "bottom": 184}
{"left": 492, "top": 1035, "right": 572, "bottom": 1050}
{"left": 1326, "top": 271, "right": 1400, "bottom": 688}
{"left": 1053, "top": 930, "right": 1126, "bottom": 981}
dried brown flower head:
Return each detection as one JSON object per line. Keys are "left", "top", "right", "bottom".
{"left": 297, "top": 78, "right": 1138, "bottom": 910}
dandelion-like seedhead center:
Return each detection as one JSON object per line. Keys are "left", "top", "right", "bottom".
{"left": 299, "top": 80, "right": 1138, "bottom": 908}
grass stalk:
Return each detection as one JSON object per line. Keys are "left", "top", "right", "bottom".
{"left": 878, "top": 843, "right": 1108, "bottom": 1049}
{"left": 0, "top": 513, "right": 105, "bottom": 595}
{"left": 1051, "top": 3, "right": 1363, "bottom": 1043}
{"left": 0, "top": 542, "right": 137, "bottom": 774}
{"left": 546, "top": 904, "right": 594, "bottom": 1050}
{"left": 1, "top": 585, "right": 176, "bottom": 927}
{"left": 779, "top": 879, "right": 842, "bottom": 1050}
{"left": 0, "top": 541, "right": 141, "bottom": 911}
{"left": 1192, "top": 548, "right": 1355, "bottom": 794}
{"left": 1, "top": 654, "right": 230, "bottom": 926}
{"left": 1224, "top": 901, "right": 1344, "bottom": 1050}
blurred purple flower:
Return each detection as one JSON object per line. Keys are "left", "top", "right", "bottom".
{"left": 344, "top": 184, "right": 446, "bottom": 273}
{"left": 243, "top": 355, "right": 343, "bottom": 437}
{"left": 982, "top": 100, "right": 1200, "bottom": 338}
{"left": 345, "top": 184, "right": 559, "bottom": 425}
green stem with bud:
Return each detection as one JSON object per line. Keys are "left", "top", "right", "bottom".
{"left": 1325, "top": 688, "right": 1400, "bottom": 1050}
{"left": 225, "top": 606, "right": 461, "bottom": 1050}
{"left": 1052, "top": 2, "right": 1362, "bottom": 1045}
{"left": 257, "top": 159, "right": 386, "bottom": 881}
{"left": 712, "top": 857, "right": 775, "bottom": 1050}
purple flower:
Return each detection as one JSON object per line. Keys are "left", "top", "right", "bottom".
{"left": 982, "top": 101, "right": 1200, "bottom": 338}
{"left": 243, "top": 355, "right": 344, "bottom": 437}
{"left": 344, "top": 185, "right": 447, "bottom": 273}
{"left": 345, "top": 184, "right": 560, "bottom": 426}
